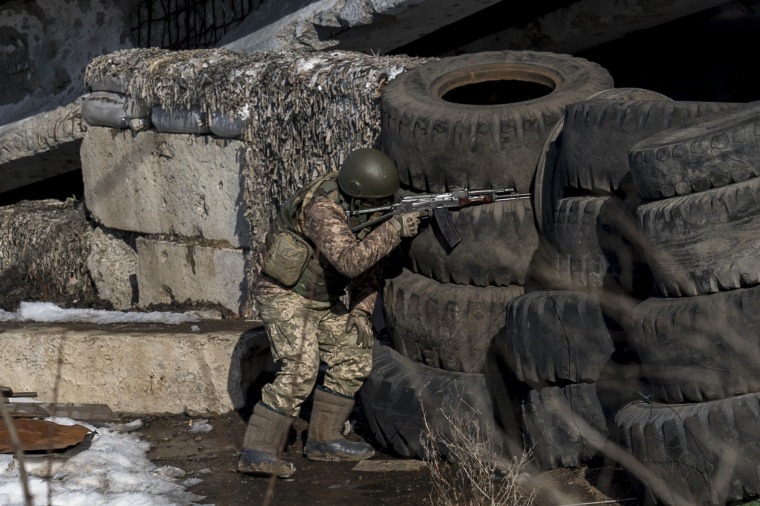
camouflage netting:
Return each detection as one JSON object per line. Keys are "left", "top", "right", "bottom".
{"left": 0, "top": 199, "right": 97, "bottom": 310}
{"left": 84, "top": 48, "right": 173, "bottom": 93}
{"left": 85, "top": 48, "right": 431, "bottom": 302}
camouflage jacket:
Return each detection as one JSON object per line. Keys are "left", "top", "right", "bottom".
{"left": 257, "top": 173, "right": 400, "bottom": 315}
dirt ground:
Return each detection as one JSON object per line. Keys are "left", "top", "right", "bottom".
{"left": 136, "top": 410, "right": 643, "bottom": 506}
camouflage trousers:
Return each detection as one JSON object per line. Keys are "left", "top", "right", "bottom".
{"left": 255, "top": 290, "right": 373, "bottom": 417}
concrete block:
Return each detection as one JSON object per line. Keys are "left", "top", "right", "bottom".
{"left": 81, "top": 127, "right": 250, "bottom": 247}
{"left": 136, "top": 238, "right": 251, "bottom": 316}
{"left": 0, "top": 321, "right": 276, "bottom": 415}
{"left": 87, "top": 227, "right": 138, "bottom": 310}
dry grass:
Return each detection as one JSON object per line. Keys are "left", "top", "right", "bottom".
{"left": 419, "top": 400, "right": 536, "bottom": 506}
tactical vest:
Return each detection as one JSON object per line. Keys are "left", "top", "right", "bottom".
{"left": 264, "top": 172, "right": 379, "bottom": 302}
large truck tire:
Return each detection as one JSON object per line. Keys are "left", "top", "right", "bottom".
{"left": 562, "top": 99, "right": 736, "bottom": 195}
{"left": 630, "top": 288, "right": 760, "bottom": 402}
{"left": 497, "top": 291, "right": 615, "bottom": 388}
{"left": 359, "top": 344, "right": 499, "bottom": 459}
{"left": 402, "top": 197, "right": 538, "bottom": 287}
{"left": 521, "top": 383, "right": 609, "bottom": 471}
{"left": 636, "top": 176, "right": 760, "bottom": 296}
{"left": 533, "top": 88, "right": 670, "bottom": 239}
{"left": 380, "top": 51, "right": 613, "bottom": 193}
{"left": 631, "top": 101, "right": 759, "bottom": 199}
{"left": 541, "top": 195, "right": 652, "bottom": 297}
{"left": 382, "top": 269, "right": 523, "bottom": 373}
{"left": 616, "top": 394, "right": 760, "bottom": 506}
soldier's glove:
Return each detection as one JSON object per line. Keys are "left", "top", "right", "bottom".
{"left": 391, "top": 211, "right": 422, "bottom": 238}
{"left": 346, "top": 311, "right": 374, "bottom": 349}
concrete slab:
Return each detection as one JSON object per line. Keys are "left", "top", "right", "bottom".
{"left": 136, "top": 238, "right": 251, "bottom": 317}
{"left": 320, "top": 0, "right": 503, "bottom": 54}
{"left": 0, "top": 320, "right": 276, "bottom": 415}
{"left": 0, "top": 100, "right": 84, "bottom": 194}
{"left": 220, "top": 0, "right": 502, "bottom": 54}
{"left": 81, "top": 127, "right": 250, "bottom": 248}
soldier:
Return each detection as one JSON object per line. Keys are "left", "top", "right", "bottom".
{"left": 237, "top": 148, "right": 421, "bottom": 478}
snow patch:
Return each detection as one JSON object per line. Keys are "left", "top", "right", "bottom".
{"left": 0, "top": 302, "right": 199, "bottom": 325}
{"left": 0, "top": 417, "right": 208, "bottom": 505}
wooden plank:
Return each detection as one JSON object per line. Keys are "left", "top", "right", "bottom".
{"left": 352, "top": 459, "right": 427, "bottom": 472}
{"left": 39, "top": 403, "right": 119, "bottom": 422}
{"left": 3, "top": 403, "right": 50, "bottom": 418}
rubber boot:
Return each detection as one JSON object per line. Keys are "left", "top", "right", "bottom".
{"left": 304, "top": 387, "right": 375, "bottom": 462}
{"left": 236, "top": 403, "right": 296, "bottom": 478}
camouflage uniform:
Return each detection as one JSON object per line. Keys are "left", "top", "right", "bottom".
{"left": 255, "top": 172, "right": 400, "bottom": 417}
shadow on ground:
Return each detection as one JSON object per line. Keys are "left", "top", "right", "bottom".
{"left": 137, "top": 410, "right": 641, "bottom": 506}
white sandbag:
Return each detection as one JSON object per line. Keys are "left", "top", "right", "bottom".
{"left": 151, "top": 104, "right": 210, "bottom": 134}
{"left": 82, "top": 91, "right": 151, "bottom": 129}
{"left": 209, "top": 109, "right": 248, "bottom": 139}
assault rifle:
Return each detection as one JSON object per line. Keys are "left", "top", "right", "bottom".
{"left": 347, "top": 187, "right": 531, "bottom": 248}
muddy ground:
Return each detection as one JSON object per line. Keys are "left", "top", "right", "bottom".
{"left": 136, "top": 409, "right": 642, "bottom": 506}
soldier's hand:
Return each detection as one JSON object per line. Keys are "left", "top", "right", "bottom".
{"left": 392, "top": 211, "right": 422, "bottom": 238}
{"left": 346, "top": 312, "right": 374, "bottom": 349}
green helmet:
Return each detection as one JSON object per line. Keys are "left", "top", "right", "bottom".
{"left": 338, "top": 148, "right": 400, "bottom": 199}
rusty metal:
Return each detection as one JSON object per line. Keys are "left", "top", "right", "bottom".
{"left": 0, "top": 418, "right": 92, "bottom": 453}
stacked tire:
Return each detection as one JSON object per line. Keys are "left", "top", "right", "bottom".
{"left": 532, "top": 89, "right": 760, "bottom": 505}
{"left": 616, "top": 101, "right": 760, "bottom": 506}
{"left": 359, "top": 51, "right": 614, "bottom": 459}
{"left": 502, "top": 88, "right": 700, "bottom": 473}
{"left": 362, "top": 49, "right": 760, "bottom": 505}
{"left": 494, "top": 289, "right": 626, "bottom": 470}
